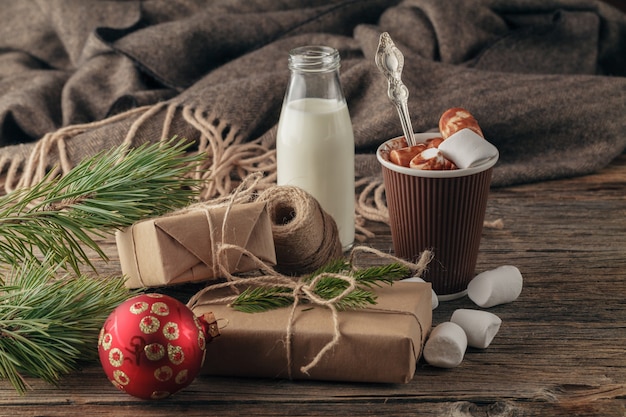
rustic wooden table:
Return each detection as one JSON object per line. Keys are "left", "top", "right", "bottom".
{"left": 0, "top": 154, "right": 624, "bottom": 417}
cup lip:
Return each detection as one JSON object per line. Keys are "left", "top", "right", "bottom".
{"left": 377, "top": 132, "right": 499, "bottom": 178}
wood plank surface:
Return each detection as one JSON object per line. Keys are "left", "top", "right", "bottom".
{"left": 0, "top": 154, "right": 624, "bottom": 416}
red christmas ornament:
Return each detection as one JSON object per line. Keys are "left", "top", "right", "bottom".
{"left": 98, "top": 293, "right": 219, "bottom": 400}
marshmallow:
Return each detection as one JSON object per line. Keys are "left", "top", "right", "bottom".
{"left": 423, "top": 322, "right": 467, "bottom": 368}
{"left": 450, "top": 309, "right": 502, "bottom": 349}
{"left": 468, "top": 265, "right": 523, "bottom": 308}
{"left": 400, "top": 277, "right": 439, "bottom": 310}
{"left": 438, "top": 128, "right": 498, "bottom": 169}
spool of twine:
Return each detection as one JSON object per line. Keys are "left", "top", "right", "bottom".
{"left": 257, "top": 186, "right": 343, "bottom": 275}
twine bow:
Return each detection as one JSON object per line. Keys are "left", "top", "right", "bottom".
{"left": 186, "top": 241, "right": 432, "bottom": 378}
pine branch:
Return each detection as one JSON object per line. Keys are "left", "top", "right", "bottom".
{"left": 332, "top": 288, "right": 378, "bottom": 311}
{"left": 306, "top": 261, "right": 408, "bottom": 309}
{"left": 230, "top": 261, "right": 410, "bottom": 313}
{"left": 351, "top": 263, "right": 409, "bottom": 288}
{"left": 0, "top": 138, "right": 204, "bottom": 273}
{"left": 230, "top": 286, "right": 294, "bottom": 313}
{"left": 0, "top": 258, "right": 132, "bottom": 394}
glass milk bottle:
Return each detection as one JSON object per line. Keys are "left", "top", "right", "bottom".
{"left": 276, "top": 46, "right": 355, "bottom": 250}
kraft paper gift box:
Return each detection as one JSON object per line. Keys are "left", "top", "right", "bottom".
{"left": 194, "top": 281, "right": 432, "bottom": 384}
{"left": 116, "top": 201, "right": 276, "bottom": 289}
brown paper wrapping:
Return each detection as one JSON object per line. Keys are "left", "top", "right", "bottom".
{"left": 194, "top": 282, "right": 432, "bottom": 384}
{"left": 116, "top": 201, "right": 276, "bottom": 288}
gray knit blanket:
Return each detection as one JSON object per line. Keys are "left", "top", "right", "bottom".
{"left": 0, "top": 0, "right": 624, "bottom": 200}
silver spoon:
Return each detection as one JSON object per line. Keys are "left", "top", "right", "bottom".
{"left": 375, "top": 32, "right": 416, "bottom": 147}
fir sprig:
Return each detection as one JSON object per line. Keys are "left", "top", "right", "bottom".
{"left": 230, "top": 260, "right": 410, "bottom": 313}
{"left": 0, "top": 139, "right": 207, "bottom": 394}
{"left": 230, "top": 286, "right": 295, "bottom": 313}
{"left": 0, "top": 258, "right": 132, "bottom": 394}
{"left": 0, "top": 138, "right": 204, "bottom": 273}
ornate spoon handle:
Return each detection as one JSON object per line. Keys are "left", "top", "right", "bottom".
{"left": 375, "top": 32, "right": 416, "bottom": 147}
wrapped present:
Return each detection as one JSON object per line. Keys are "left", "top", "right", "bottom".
{"left": 193, "top": 281, "right": 432, "bottom": 384}
{"left": 115, "top": 201, "right": 276, "bottom": 288}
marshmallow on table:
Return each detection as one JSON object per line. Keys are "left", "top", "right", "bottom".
{"left": 400, "top": 277, "right": 439, "bottom": 310}
{"left": 438, "top": 128, "right": 498, "bottom": 169}
{"left": 468, "top": 265, "right": 523, "bottom": 308}
{"left": 450, "top": 309, "right": 502, "bottom": 349}
{"left": 423, "top": 322, "right": 467, "bottom": 368}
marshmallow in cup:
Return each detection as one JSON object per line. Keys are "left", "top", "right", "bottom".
{"left": 438, "top": 128, "right": 499, "bottom": 169}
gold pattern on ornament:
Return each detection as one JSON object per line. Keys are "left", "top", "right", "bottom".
{"left": 163, "top": 322, "right": 179, "bottom": 340}
{"left": 130, "top": 301, "right": 149, "bottom": 314}
{"left": 100, "top": 332, "right": 113, "bottom": 351}
{"left": 168, "top": 344, "right": 185, "bottom": 365}
{"left": 193, "top": 316, "right": 202, "bottom": 330}
{"left": 144, "top": 343, "right": 166, "bottom": 361}
{"left": 146, "top": 293, "right": 164, "bottom": 299}
{"left": 175, "top": 369, "right": 189, "bottom": 385}
{"left": 198, "top": 331, "right": 206, "bottom": 350}
{"left": 109, "top": 348, "right": 124, "bottom": 367}
{"left": 151, "top": 302, "right": 170, "bottom": 316}
{"left": 154, "top": 365, "right": 173, "bottom": 382}
{"left": 140, "top": 315, "right": 160, "bottom": 334}
{"left": 113, "top": 369, "right": 130, "bottom": 386}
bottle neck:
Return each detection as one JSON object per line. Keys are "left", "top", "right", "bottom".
{"left": 285, "top": 46, "right": 344, "bottom": 102}
{"left": 288, "top": 46, "right": 340, "bottom": 73}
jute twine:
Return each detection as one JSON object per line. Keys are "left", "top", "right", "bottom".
{"left": 186, "top": 242, "right": 433, "bottom": 379}
{"left": 257, "top": 185, "right": 343, "bottom": 275}
{"left": 125, "top": 171, "right": 351, "bottom": 287}
{"left": 181, "top": 172, "right": 434, "bottom": 378}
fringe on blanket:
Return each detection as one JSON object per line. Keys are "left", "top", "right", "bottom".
{"left": 0, "top": 103, "right": 393, "bottom": 241}
{"left": 0, "top": 103, "right": 279, "bottom": 198}
{"left": 0, "top": 106, "right": 149, "bottom": 193}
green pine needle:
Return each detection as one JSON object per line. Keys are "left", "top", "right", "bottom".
{"left": 230, "top": 260, "right": 410, "bottom": 313}
{"left": 0, "top": 138, "right": 206, "bottom": 393}
{"left": 352, "top": 263, "right": 410, "bottom": 288}
{"left": 0, "top": 138, "right": 204, "bottom": 273}
{"left": 0, "top": 258, "right": 132, "bottom": 394}
{"left": 332, "top": 288, "right": 378, "bottom": 311}
{"left": 230, "top": 286, "right": 294, "bottom": 313}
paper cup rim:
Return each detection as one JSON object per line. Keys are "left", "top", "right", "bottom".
{"left": 377, "top": 132, "right": 499, "bottom": 178}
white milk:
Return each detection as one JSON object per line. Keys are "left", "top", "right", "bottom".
{"left": 276, "top": 97, "right": 355, "bottom": 250}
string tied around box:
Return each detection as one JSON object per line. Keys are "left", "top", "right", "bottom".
{"left": 127, "top": 172, "right": 263, "bottom": 288}
{"left": 192, "top": 173, "right": 343, "bottom": 281}
{"left": 186, "top": 242, "right": 433, "bottom": 378}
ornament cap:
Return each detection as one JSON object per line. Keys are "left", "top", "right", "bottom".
{"left": 198, "top": 312, "right": 221, "bottom": 341}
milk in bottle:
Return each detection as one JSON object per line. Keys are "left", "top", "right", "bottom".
{"left": 276, "top": 46, "right": 355, "bottom": 250}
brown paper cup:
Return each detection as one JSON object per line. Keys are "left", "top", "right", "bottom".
{"left": 377, "top": 133, "right": 498, "bottom": 300}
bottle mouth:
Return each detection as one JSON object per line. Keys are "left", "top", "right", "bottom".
{"left": 288, "top": 46, "right": 340, "bottom": 72}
